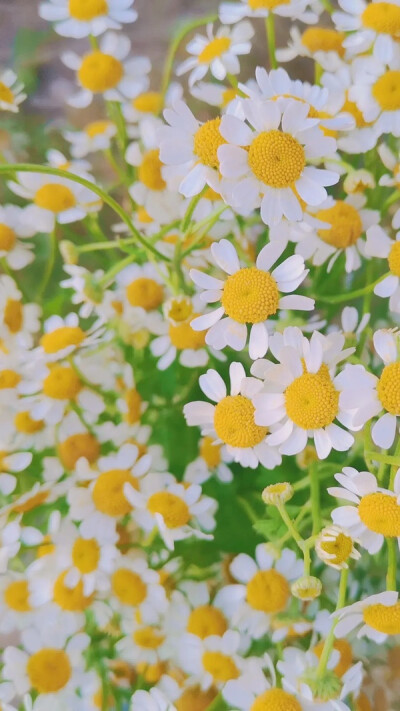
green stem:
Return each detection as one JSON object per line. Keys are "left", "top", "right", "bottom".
{"left": 266, "top": 14, "right": 277, "bottom": 69}
{"left": 386, "top": 538, "right": 397, "bottom": 591}
{"left": 310, "top": 462, "right": 321, "bottom": 536}
{"left": 314, "top": 272, "right": 390, "bottom": 304}
{"left": 104, "top": 148, "right": 126, "bottom": 183}
{"left": 383, "top": 189, "right": 400, "bottom": 213}
{"left": 317, "top": 568, "right": 348, "bottom": 677}
{"left": 319, "top": 0, "right": 334, "bottom": 12}
{"left": 181, "top": 187, "right": 207, "bottom": 233}
{"left": 238, "top": 497, "right": 260, "bottom": 525}
{"left": 38, "top": 228, "right": 57, "bottom": 300}
{"left": 99, "top": 253, "right": 137, "bottom": 286}
{"left": 276, "top": 503, "right": 305, "bottom": 550}
{"left": 181, "top": 206, "right": 227, "bottom": 258}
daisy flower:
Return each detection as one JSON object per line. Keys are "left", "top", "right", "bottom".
{"left": 0, "top": 572, "right": 34, "bottom": 633}
{"left": 0, "top": 69, "right": 26, "bottom": 112}
{"left": 131, "top": 688, "right": 176, "bottom": 711}
{"left": 56, "top": 411, "right": 101, "bottom": 472}
{"left": 184, "top": 436, "right": 233, "bottom": 485}
{"left": 6, "top": 403, "right": 54, "bottom": 454}
{"left": 219, "top": 0, "right": 317, "bottom": 24}
{"left": 176, "top": 21, "right": 254, "bottom": 87}
{"left": 190, "top": 239, "right": 314, "bottom": 358}
{"left": 158, "top": 675, "right": 218, "bottom": 711}
{"left": 115, "top": 262, "right": 166, "bottom": 334}
{"left": 178, "top": 629, "right": 246, "bottom": 690}
{"left": 39, "top": 0, "right": 137, "bottom": 38}
{"left": 224, "top": 661, "right": 310, "bottom": 711}
{"left": 350, "top": 53, "right": 400, "bottom": 137}
{"left": 0, "top": 276, "right": 41, "bottom": 350}
{"left": 36, "top": 312, "right": 105, "bottom": 363}
{"left": 0, "top": 448, "right": 32, "bottom": 497}
{"left": 60, "top": 265, "right": 107, "bottom": 319}
{"left": 109, "top": 555, "right": 168, "bottom": 623}
{"left": 117, "top": 617, "right": 171, "bottom": 667}
{"left": 315, "top": 525, "right": 360, "bottom": 570}
{"left": 183, "top": 361, "right": 282, "bottom": 469}
{"left": 276, "top": 26, "right": 346, "bottom": 71}
{"left": 364, "top": 226, "right": 400, "bottom": 311}
{"left": 62, "top": 32, "right": 150, "bottom": 108}
{"left": 333, "top": 0, "right": 400, "bottom": 62}
{"left": 8, "top": 173, "right": 101, "bottom": 232}
{"left": 334, "top": 591, "right": 400, "bottom": 644}
{"left": 218, "top": 99, "right": 339, "bottom": 226}
{"left": 216, "top": 546, "right": 303, "bottom": 639}
{"left": 0, "top": 205, "right": 36, "bottom": 270}
{"left": 63, "top": 120, "right": 117, "bottom": 158}
{"left": 252, "top": 327, "right": 356, "bottom": 459}
{"left": 329, "top": 466, "right": 400, "bottom": 554}
{"left": 378, "top": 143, "right": 400, "bottom": 228}
{"left": 166, "top": 580, "right": 229, "bottom": 642}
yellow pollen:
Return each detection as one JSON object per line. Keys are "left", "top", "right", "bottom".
{"left": 246, "top": 569, "right": 290, "bottom": 613}
{"left": 111, "top": 569, "right": 147, "bottom": 605}
{"left": 40, "top": 326, "right": 85, "bottom": 354}
{"left": 4, "top": 298, "right": 22, "bottom": 333}
{"left": 373, "top": 70, "right": 400, "bottom": 111}
{"left": 198, "top": 37, "right": 231, "bottom": 64}
{"left": 0, "top": 224, "right": 16, "bottom": 251}
{"left": 4, "top": 580, "right": 31, "bottom": 612}
{"left": 317, "top": 201, "right": 363, "bottom": 249}
{"left": 78, "top": 51, "right": 123, "bottom": 93}
{"left": 301, "top": 28, "right": 345, "bottom": 56}
{"left": 314, "top": 639, "right": 353, "bottom": 678}
{"left": 169, "top": 317, "right": 206, "bottom": 350}
{"left": 359, "top": 491, "right": 400, "bottom": 536}
{"left": 388, "top": 241, "right": 400, "bottom": 276}
{"left": 285, "top": 365, "right": 339, "bottom": 430}
{"left": 222, "top": 267, "right": 280, "bottom": 323}
{"left": 53, "top": 571, "right": 93, "bottom": 611}
{"left": 176, "top": 687, "right": 217, "bottom": 711}
{"left": 92, "top": 469, "right": 138, "bottom": 517}
{"left": 193, "top": 118, "right": 225, "bottom": 169}
{"left": 0, "top": 369, "right": 20, "bottom": 389}
{"left": 72, "top": 537, "right": 100, "bottom": 573}
{"left": 13, "top": 490, "right": 49, "bottom": 514}
{"left": 377, "top": 361, "right": 400, "bottom": 414}
{"left": 133, "top": 91, "right": 163, "bottom": 113}
{"left": 85, "top": 120, "right": 112, "bottom": 138}
{"left": 138, "top": 149, "right": 166, "bottom": 191}
{"left": 187, "top": 605, "right": 228, "bottom": 638}
{"left": 125, "top": 388, "right": 142, "bottom": 424}
{"left": 147, "top": 491, "right": 190, "bottom": 528}
{"left": 43, "top": 365, "right": 82, "bottom": 400}
{"left": 249, "top": 130, "right": 305, "bottom": 188}
{"left": 126, "top": 277, "right": 164, "bottom": 310}
{"left": 14, "top": 411, "right": 44, "bottom": 434}
{"left": 200, "top": 436, "right": 222, "bottom": 468}
{"left": 27, "top": 648, "right": 71, "bottom": 694}
{"left": 202, "top": 651, "right": 239, "bottom": 683}
{"left": 362, "top": 2, "right": 400, "bottom": 36}
{"left": 0, "top": 82, "right": 14, "bottom": 104}
{"left": 133, "top": 626, "right": 165, "bottom": 649}
{"left": 214, "top": 395, "right": 268, "bottom": 448}
{"left": 363, "top": 602, "right": 400, "bottom": 634}
{"left": 34, "top": 184, "right": 76, "bottom": 213}
{"left": 250, "top": 688, "right": 302, "bottom": 711}
{"left": 319, "top": 532, "right": 354, "bottom": 566}
{"left": 69, "top": 0, "right": 108, "bottom": 21}
{"left": 58, "top": 433, "right": 100, "bottom": 470}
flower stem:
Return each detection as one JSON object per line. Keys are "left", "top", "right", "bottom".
{"left": 266, "top": 14, "right": 277, "bottom": 69}
{"left": 310, "top": 462, "right": 321, "bottom": 536}
{"left": 38, "top": 227, "right": 57, "bottom": 300}
{"left": 276, "top": 503, "right": 305, "bottom": 549}
{"left": 320, "top": 0, "right": 334, "bottom": 12}
{"left": 387, "top": 538, "right": 397, "bottom": 591}
{"left": 314, "top": 272, "right": 390, "bottom": 303}
{"left": 317, "top": 567, "right": 348, "bottom": 677}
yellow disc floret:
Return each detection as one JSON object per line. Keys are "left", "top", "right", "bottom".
{"left": 317, "top": 201, "right": 363, "bottom": 249}
{"left": 69, "top": 0, "right": 108, "bottom": 21}
{"left": 0, "top": 224, "right": 16, "bottom": 251}
{"left": 251, "top": 688, "right": 302, "bottom": 711}
{"left": 358, "top": 492, "right": 400, "bottom": 536}
{"left": 285, "top": 366, "right": 339, "bottom": 430}
{"left": 222, "top": 267, "right": 280, "bottom": 323}
{"left": 246, "top": 569, "right": 290, "bottom": 613}
{"left": 133, "top": 92, "right": 163, "bottom": 114}
{"left": 40, "top": 326, "right": 85, "bottom": 354}
{"left": 4, "top": 580, "right": 31, "bottom": 612}
{"left": 92, "top": 469, "right": 138, "bottom": 517}
{"left": 14, "top": 411, "right": 44, "bottom": 434}
{"left": 133, "top": 626, "right": 165, "bottom": 649}
{"left": 34, "top": 184, "right": 76, "bottom": 213}
{"left": 85, "top": 120, "right": 113, "bottom": 138}
{"left": 0, "top": 82, "right": 14, "bottom": 104}
{"left": 0, "top": 369, "right": 20, "bottom": 389}
{"left": 200, "top": 436, "right": 222, "bottom": 468}
{"left": 126, "top": 277, "right": 164, "bottom": 310}
{"left": 198, "top": 38, "right": 231, "bottom": 64}
{"left": 4, "top": 299, "right": 23, "bottom": 333}
{"left": 193, "top": 118, "right": 225, "bottom": 169}
{"left": 249, "top": 130, "right": 305, "bottom": 188}
{"left": 78, "top": 51, "right": 123, "bottom": 93}
{"left": 301, "top": 28, "right": 345, "bottom": 56}
{"left": 362, "top": 3, "right": 400, "bottom": 36}
{"left": 58, "top": 433, "right": 100, "bottom": 470}
{"left": 187, "top": 606, "right": 228, "bottom": 638}
{"left": 373, "top": 70, "right": 400, "bottom": 111}
{"left": 388, "top": 241, "right": 400, "bottom": 276}
{"left": 124, "top": 388, "right": 142, "bottom": 424}
{"left": 43, "top": 365, "right": 82, "bottom": 400}
{"left": 138, "top": 150, "right": 166, "bottom": 191}
{"left": 202, "top": 651, "right": 239, "bottom": 683}
{"left": 318, "top": 531, "right": 354, "bottom": 567}
{"left": 72, "top": 537, "right": 100, "bottom": 573}
{"left": 214, "top": 395, "right": 268, "bottom": 448}
{"left": 147, "top": 491, "right": 190, "bottom": 528}
{"left": 53, "top": 571, "right": 93, "bottom": 611}
{"left": 169, "top": 318, "right": 206, "bottom": 350}
{"left": 363, "top": 602, "right": 400, "bottom": 634}
{"left": 377, "top": 362, "right": 400, "bottom": 414}
{"left": 27, "top": 648, "right": 71, "bottom": 694}
{"left": 111, "top": 569, "right": 147, "bottom": 606}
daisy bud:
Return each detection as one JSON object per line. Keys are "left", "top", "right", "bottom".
{"left": 344, "top": 170, "right": 375, "bottom": 194}
{"left": 59, "top": 240, "right": 78, "bottom": 265}
{"left": 164, "top": 295, "right": 193, "bottom": 325}
{"left": 315, "top": 525, "right": 360, "bottom": 570}
{"left": 291, "top": 576, "right": 322, "bottom": 601}
{"left": 262, "top": 482, "right": 293, "bottom": 506}
{"left": 301, "top": 669, "right": 342, "bottom": 703}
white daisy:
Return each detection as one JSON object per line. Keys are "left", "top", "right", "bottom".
{"left": 60, "top": 265, "right": 107, "bottom": 319}
{"left": 0, "top": 69, "right": 26, "bottom": 112}
{"left": 115, "top": 262, "right": 166, "bottom": 334}
{"left": 39, "top": 0, "right": 137, "bottom": 38}
{"left": 0, "top": 205, "right": 36, "bottom": 270}
{"left": 220, "top": 0, "right": 317, "bottom": 24}
{"left": 333, "top": 0, "right": 400, "bottom": 62}
{"left": 63, "top": 120, "right": 117, "bottom": 158}
{"left": 183, "top": 361, "right": 282, "bottom": 469}
{"left": 315, "top": 524, "right": 361, "bottom": 570}
{"left": 117, "top": 617, "right": 171, "bottom": 667}
{"left": 364, "top": 225, "right": 400, "bottom": 311}
{"left": 184, "top": 436, "right": 233, "bottom": 485}
{"left": 35, "top": 312, "right": 105, "bottom": 363}
{"left": 378, "top": 143, "right": 400, "bottom": 228}
{"left": 276, "top": 25, "right": 347, "bottom": 71}
{"left": 178, "top": 629, "right": 246, "bottom": 690}
{"left": 0, "top": 572, "right": 34, "bottom": 632}
{"left": 0, "top": 276, "right": 41, "bottom": 350}
{"left": 109, "top": 554, "right": 168, "bottom": 623}
{"left": 334, "top": 591, "right": 400, "bottom": 644}
{"left": 350, "top": 53, "right": 400, "bottom": 137}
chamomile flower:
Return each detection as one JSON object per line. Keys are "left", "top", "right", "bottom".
{"left": 315, "top": 525, "right": 360, "bottom": 570}
{"left": 0, "top": 276, "right": 41, "bottom": 350}
{"left": 276, "top": 26, "right": 346, "bottom": 71}
{"left": 220, "top": 0, "right": 317, "bottom": 24}
{"left": 190, "top": 239, "right": 314, "bottom": 358}
{"left": 178, "top": 629, "right": 245, "bottom": 690}
{"left": 115, "top": 262, "right": 166, "bottom": 334}
{"left": 36, "top": 313, "right": 105, "bottom": 362}
{"left": 334, "top": 591, "right": 400, "bottom": 644}
{"left": 0, "top": 205, "right": 36, "bottom": 270}
{"left": 378, "top": 143, "right": 400, "bottom": 228}
{"left": 62, "top": 32, "right": 150, "bottom": 108}
{"left": 183, "top": 361, "right": 282, "bottom": 469}
{"left": 224, "top": 666, "right": 309, "bottom": 711}
{"left": 252, "top": 327, "right": 356, "bottom": 460}
{"left": 110, "top": 555, "right": 168, "bottom": 623}
{"left": 184, "top": 436, "right": 233, "bottom": 485}
{"left": 64, "top": 120, "right": 117, "bottom": 158}
{"left": 39, "top": 0, "right": 137, "bottom": 38}
{"left": 0, "top": 572, "right": 34, "bottom": 632}
{"left": 0, "top": 69, "right": 26, "bottom": 112}
{"left": 176, "top": 22, "right": 254, "bottom": 87}
{"left": 216, "top": 546, "right": 303, "bottom": 639}
{"left": 218, "top": 99, "right": 339, "bottom": 226}
{"left": 117, "top": 617, "right": 171, "bottom": 667}
{"left": 0, "top": 449, "right": 32, "bottom": 496}
{"left": 60, "top": 265, "right": 106, "bottom": 319}
{"left": 350, "top": 53, "right": 400, "bottom": 137}
{"left": 130, "top": 688, "right": 176, "bottom": 711}
{"left": 364, "top": 225, "right": 400, "bottom": 311}
{"left": 329, "top": 467, "right": 400, "bottom": 554}
{"left": 333, "top": 0, "right": 400, "bottom": 62}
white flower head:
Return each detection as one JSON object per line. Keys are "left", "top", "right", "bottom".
{"left": 333, "top": 0, "right": 400, "bottom": 63}
{"left": 0, "top": 69, "right": 26, "bottom": 112}
{"left": 350, "top": 52, "right": 400, "bottom": 138}
{"left": 220, "top": 0, "right": 317, "bottom": 24}
{"left": 334, "top": 591, "right": 400, "bottom": 644}
{"left": 39, "top": 0, "right": 137, "bottom": 38}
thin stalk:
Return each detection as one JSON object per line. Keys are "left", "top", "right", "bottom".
{"left": 314, "top": 272, "right": 390, "bottom": 304}
{"left": 317, "top": 568, "right": 348, "bottom": 677}
{"left": 310, "top": 462, "right": 321, "bottom": 536}
{"left": 38, "top": 227, "right": 57, "bottom": 300}
{"left": 387, "top": 538, "right": 397, "bottom": 591}
{"left": 266, "top": 14, "right": 277, "bottom": 69}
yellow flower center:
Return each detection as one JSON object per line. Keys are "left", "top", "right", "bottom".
{"left": 198, "top": 37, "right": 231, "bottom": 64}
{"left": 92, "top": 469, "right": 138, "bottom": 517}
{"left": 126, "top": 277, "right": 164, "bottom": 310}
{"left": 314, "top": 639, "right": 353, "bottom": 678}
{"left": 363, "top": 602, "right": 400, "bottom": 634}
{"left": 0, "top": 82, "right": 14, "bottom": 104}
{"left": 72, "top": 537, "right": 100, "bottom": 573}
{"left": 14, "top": 411, "right": 44, "bottom": 434}
{"left": 169, "top": 317, "right": 206, "bottom": 350}
{"left": 13, "top": 490, "right": 49, "bottom": 514}
{"left": 200, "top": 436, "right": 222, "bottom": 468}
{"left": 250, "top": 689, "right": 302, "bottom": 711}
{"left": 249, "top": 130, "right": 305, "bottom": 188}
{"left": 285, "top": 365, "right": 339, "bottom": 430}
{"left": 27, "top": 648, "right": 71, "bottom": 694}
{"left": 193, "top": 118, "right": 225, "bottom": 169}
{"left": 124, "top": 388, "right": 142, "bottom": 424}
{"left": 53, "top": 571, "right": 93, "bottom": 610}
{"left": 202, "top": 651, "right": 239, "bottom": 683}
{"left": 0, "top": 224, "right": 16, "bottom": 251}
{"left": 133, "top": 91, "right": 163, "bottom": 114}
{"left": 78, "top": 51, "right": 123, "bottom": 93}
{"left": 214, "top": 395, "right": 268, "bottom": 448}
{"left": 4, "top": 580, "right": 31, "bottom": 612}
{"left": 133, "top": 626, "right": 165, "bottom": 649}
{"left": 359, "top": 492, "right": 400, "bottom": 536}
{"left": 316, "top": 201, "right": 363, "bottom": 249}
{"left": 69, "top": 0, "right": 108, "bottom": 21}
{"left": 58, "top": 433, "right": 100, "bottom": 470}
{"left": 34, "top": 184, "right": 76, "bottom": 213}
{"left": 222, "top": 267, "right": 280, "bottom": 323}
{"left": 147, "top": 491, "right": 190, "bottom": 528}
{"left": 111, "top": 569, "right": 147, "bottom": 605}
{"left": 301, "top": 28, "right": 345, "bottom": 56}
{"left": 187, "top": 605, "right": 228, "bottom": 638}
{"left": 43, "top": 365, "right": 82, "bottom": 400}
{"left": 0, "top": 369, "right": 20, "bottom": 389}
{"left": 85, "top": 119, "right": 113, "bottom": 138}
{"left": 373, "top": 70, "right": 400, "bottom": 111}
{"left": 167, "top": 297, "right": 193, "bottom": 323}
{"left": 138, "top": 149, "right": 166, "bottom": 191}
{"left": 137, "top": 206, "right": 154, "bottom": 223}
{"left": 176, "top": 687, "right": 217, "bottom": 711}
{"left": 377, "top": 362, "right": 400, "bottom": 414}
{"left": 40, "top": 326, "right": 85, "bottom": 354}
{"left": 341, "top": 98, "right": 371, "bottom": 128}
{"left": 388, "top": 241, "right": 400, "bottom": 276}
{"left": 4, "top": 298, "right": 23, "bottom": 333}
{"left": 319, "top": 532, "right": 354, "bottom": 566}
{"left": 246, "top": 569, "right": 290, "bottom": 613}
{"left": 362, "top": 2, "right": 400, "bottom": 36}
